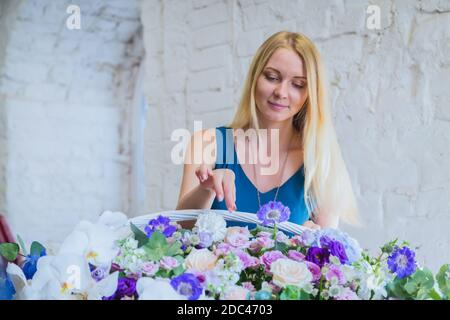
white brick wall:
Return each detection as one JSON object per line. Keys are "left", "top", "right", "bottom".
{"left": 141, "top": 0, "right": 450, "bottom": 272}
{"left": 0, "top": 0, "right": 142, "bottom": 247}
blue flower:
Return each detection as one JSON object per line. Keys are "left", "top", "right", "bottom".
{"left": 170, "top": 273, "right": 203, "bottom": 300}
{"left": 256, "top": 201, "right": 290, "bottom": 226}
{"left": 387, "top": 246, "right": 417, "bottom": 279}
{"left": 22, "top": 247, "right": 46, "bottom": 280}
{"left": 145, "top": 215, "right": 177, "bottom": 238}
{"left": 0, "top": 275, "right": 15, "bottom": 300}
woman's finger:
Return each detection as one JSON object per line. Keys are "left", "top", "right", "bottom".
{"left": 196, "top": 164, "right": 208, "bottom": 182}
{"left": 212, "top": 172, "right": 224, "bottom": 201}
{"left": 222, "top": 171, "right": 236, "bottom": 211}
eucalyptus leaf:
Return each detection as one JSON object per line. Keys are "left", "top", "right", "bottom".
{"left": 30, "top": 241, "right": 45, "bottom": 257}
{"left": 436, "top": 264, "right": 450, "bottom": 296}
{"left": 130, "top": 223, "right": 148, "bottom": 247}
{"left": 17, "top": 235, "right": 28, "bottom": 256}
{"left": 0, "top": 243, "right": 20, "bottom": 262}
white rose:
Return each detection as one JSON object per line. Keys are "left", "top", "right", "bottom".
{"left": 270, "top": 258, "right": 313, "bottom": 289}
{"left": 195, "top": 213, "right": 227, "bottom": 242}
{"left": 185, "top": 248, "right": 218, "bottom": 272}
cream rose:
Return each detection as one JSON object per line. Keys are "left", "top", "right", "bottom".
{"left": 270, "top": 258, "right": 313, "bottom": 288}
{"left": 184, "top": 248, "right": 218, "bottom": 272}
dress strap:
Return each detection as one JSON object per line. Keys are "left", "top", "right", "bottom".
{"left": 214, "top": 126, "right": 237, "bottom": 168}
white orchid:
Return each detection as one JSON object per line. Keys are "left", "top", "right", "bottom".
{"left": 7, "top": 254, "right": 118, "bottom": 300}
{"left": 136, "top": 277, "right": 186, "bottom": 300}
{"left": 58, "top": 211, "right": 128, "bottom": 266}
{"left": 6, "top": 263, "right": 43, "bottom": 299}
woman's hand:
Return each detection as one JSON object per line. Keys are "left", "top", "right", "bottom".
{"left": 195, "top": 164, "right": 237, "bottom": 212}
{"left": 302, "top": 220, "right": 321, "bottom": 230}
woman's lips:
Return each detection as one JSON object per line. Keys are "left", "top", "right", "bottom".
{"left": 268, "top": 101, "right": 289, "bottom": 110}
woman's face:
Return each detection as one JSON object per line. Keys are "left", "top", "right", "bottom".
{"left": 254, "top": 47, "right": 308, "bottom": 125}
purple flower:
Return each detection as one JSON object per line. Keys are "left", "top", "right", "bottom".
{"left": 198, "top": 231, "right": 213, "bottom": 248}
{"left": 145, "top": 215, "right": 177, "bottom": 238}
{"left": 260, "top": 250, "right": 284, "bottom": 272}
{"left": 170, "top": 273, "right": 203, "bottom": 300}
{"left": 387, "top": 246, "right": 417, "bottom": 279}
{"left": 320, "top": 236, "right": 349, "bottom": 265}
{"left": 103, "top": 277, "right": 137, "bottom": 300}
{"left": 316, "top": 229, "right": 362, "bottom": 263}
{"left": 91, "top": 266, "right": 109, "bottom": 282}
{"left": 256, "top": 201, "right": 290, "bottom": 226}
{"left": 325, "top": 264, "right": 346, "bottom": 284}
{"left": 306, "top": 247, "right": 330, "bottom": 268}
{"left": 287, "top": 250, "right": 305, "bottom": 262}
{"left": 234, "top": 249, "right": 260, "bottom": 269}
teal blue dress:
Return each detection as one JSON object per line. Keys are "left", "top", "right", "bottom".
{"left": 210, "top": 126, "right": 311, "bottom": 228}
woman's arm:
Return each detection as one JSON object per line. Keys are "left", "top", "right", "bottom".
{"left": 176, "top": 128, "right": 217, "bottom": 210}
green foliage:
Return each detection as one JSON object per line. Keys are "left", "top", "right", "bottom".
{"left": 0, "top": 243, "right": 20, "bottom": 261}
{"left": 143, "top": 231, "right": 183, "bottom": 261}
{"left": 436, "top": 264, "right": 450, "bottom": 299}
{"left": 280, "top": 285, "right": 311, "bottom": 300}
{"left": 30, "top": 241, "right": 45, "bottom": 256}
{"left": 130, "top": 223, "right": 149, "bottom": 247}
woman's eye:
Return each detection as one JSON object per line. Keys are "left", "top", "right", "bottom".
{"left": 265, "top": 74, "right": 278, "bottom": 81}
{"left": 293, "top": 83, "right": 305, "bottom": 89}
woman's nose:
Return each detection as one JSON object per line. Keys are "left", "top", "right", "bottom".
{"left": 274, "top": 81, "right": 288, "bottom": 99}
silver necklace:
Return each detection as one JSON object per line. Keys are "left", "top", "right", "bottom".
{"left": 252, "top": 132, "right": 295, "bottom": 209}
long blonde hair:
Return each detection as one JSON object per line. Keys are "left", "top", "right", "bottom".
{"left": 227, "top": 31, "right": 360, "bottom": 226}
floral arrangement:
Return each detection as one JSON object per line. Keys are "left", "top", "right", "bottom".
{"left": 1, "top": 202, "right": 449, "bottom": 300}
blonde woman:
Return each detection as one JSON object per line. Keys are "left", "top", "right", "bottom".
{"left": 176, "top": 31, "right": 359, "bottom": 230}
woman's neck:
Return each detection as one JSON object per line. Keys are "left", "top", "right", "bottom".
{"left": 255, "top": 119, "right": 300, "bottom": 153}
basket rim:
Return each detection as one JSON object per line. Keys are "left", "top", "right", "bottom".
{"left": 129, "top": 209, "right": 308, "bottom": 235}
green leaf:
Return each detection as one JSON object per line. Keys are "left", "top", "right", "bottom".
{"left": 274, "top": 241, "right": 289, "bottom": 253}
{"left": 143, "top": 231, "right": 169, "bottom": 261}
{"left": 30, "top": 241, "right": 45, "bottom": 257}
{"left": 17, "top": 235, "right": 28, "bottom": 256}
{"left": 0, "top": 243, "right": 20, "bottom": 261}
{"left": 436, "top": 264, "right": 450, "bottom": 296}
{"left": 279, "top": 285, "right": 311, "bottom": 300}
{"left": 166, "top": 242, "right": 183, "bottom": 257}
{"left": 146, "top": 231, "right": 167, "bottom": 249}
{"left": 130, "top": 223, "right": 148, "bottom": 247}
{"left": 172, "top": 264, "right": 185, "bottom": 277}
{"left": 387, "top": 278, "right": 410, "bottom": 299}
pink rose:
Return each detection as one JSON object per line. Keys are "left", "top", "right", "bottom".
{"left": 214, "top": 242, "right": 233, "bottom": 256}
{"left": 234, "top": 249, "right": 260, "bottom": 269}
{"left": 141, "top": 262, "right": 159, "bottom": 276}
{"left": 325, "top": 264, "right": 345, "bottom": 285}
{"left": 288, "top": 250, "right": 306, "bottom": 262}
{"left": 160, "top": 256, "right": 179, "bottom": 270}
{"left": 260, "top": 250, "right": 284, "bottom": 272}
{"left": 305, "top": 261, "right": 322, "bottom": 282}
